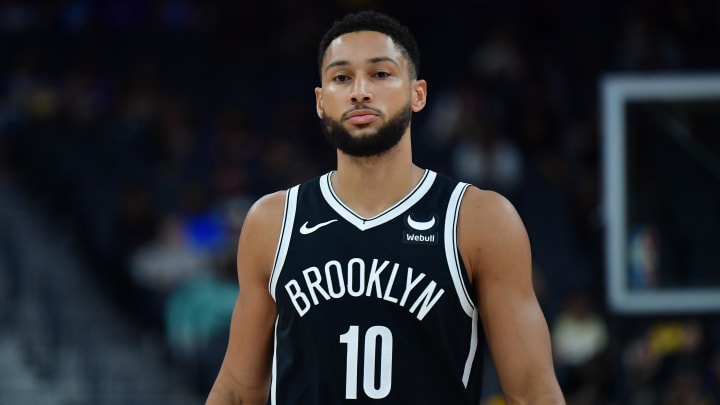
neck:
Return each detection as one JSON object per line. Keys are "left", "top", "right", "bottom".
{"left": 331, "top": 134, "right": 424, "bottom": 218}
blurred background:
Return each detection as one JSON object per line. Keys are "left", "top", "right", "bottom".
{"left": 0, "top": 0, "right": 719, "bottom": 404}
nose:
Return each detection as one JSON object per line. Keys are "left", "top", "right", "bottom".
{"left": 349, "top": 77, "right": 372, "bottom": 104}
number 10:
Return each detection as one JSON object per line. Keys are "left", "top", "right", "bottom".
{"left": 339, "top": 325, "right": 393, "bottom": 399}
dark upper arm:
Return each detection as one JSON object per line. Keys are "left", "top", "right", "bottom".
{"left": 207, "top": 191, "right": 286, "bottom": 405}
{"left": 457, "top": 186, "right": 564, "bottom": 403}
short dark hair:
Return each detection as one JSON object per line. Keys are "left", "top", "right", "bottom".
{"left": 318, "top": 10, "right": 420, "bottom": 79}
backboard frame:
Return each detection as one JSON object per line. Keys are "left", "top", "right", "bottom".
{"left": 601, "top": 73, "right": 720, "bottom": 314}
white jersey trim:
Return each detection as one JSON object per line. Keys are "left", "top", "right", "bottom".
{"left": 463, "top": 309, "right": 479, "bottom": 387}
{"left": 319, "top": 169, "right": 437, "bottom": 231}
{"left": 446, "top": 182, "right": 479, "bottom": 387}
{"left": 444, "top": 182, "right": 475, "bottom": 317}
{"left": 270, "top": 317, "right": 279, "bottom": 405}
{"left": 269, "top": 185, "right": 299, "bottom": 299}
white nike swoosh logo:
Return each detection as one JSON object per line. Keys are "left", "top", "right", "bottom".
{"left": 299, "top": 219, "right": 338, "bottom": 235}
{"left": 406, "top": 214, "right": 436, "bottom": 231}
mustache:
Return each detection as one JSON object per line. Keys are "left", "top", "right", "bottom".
{"left": 341, "top": 106, "right": 383, "bottom": 120}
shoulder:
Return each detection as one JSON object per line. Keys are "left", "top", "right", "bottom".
{"left": 237, "top": 190, "right": 288, "bottom": 275}
{"left": 245, "top": 190, "right": 288, "bottom": 225}
{"left": 456, "top": 186, "right": 531, "bottom": 281}
{"left": 458, "top": 186, "right": 522, "bottom": 228}
{"left": 242, "top": 173, "right": 326, "bottom": 241}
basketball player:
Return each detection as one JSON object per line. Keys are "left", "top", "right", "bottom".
{"left": 207, "top": 10, "right": 565, "bottom": 404}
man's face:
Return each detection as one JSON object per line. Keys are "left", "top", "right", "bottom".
{"left": 315, "top": 31, "right": 426, "bottom": 157}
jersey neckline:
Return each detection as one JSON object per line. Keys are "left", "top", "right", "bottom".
{"left": 319, "top": 169, "right": 437, "bottom": 231}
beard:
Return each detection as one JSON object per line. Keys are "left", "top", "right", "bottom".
{"left": 321, "top": 103, "right": 412, "bottom": 157}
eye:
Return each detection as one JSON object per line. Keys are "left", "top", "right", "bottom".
{"left": 374, "top": 71, "right": 391, "bottom": 79}
{"left": 333, "top": 74, "right": 351, "bottom": 83}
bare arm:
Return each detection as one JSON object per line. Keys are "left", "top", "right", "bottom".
{"left": 458, "top": 187, "right": 565, "bottom": 405}
{"left": 206, "top": 192, "right": 286, "bottom": 405}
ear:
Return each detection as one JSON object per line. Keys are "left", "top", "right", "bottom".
{"left": 411, "top": 79, "right": 427, "bottom": 113}
{"left": 315, "top": 87, "right": 324, "bottom": 119}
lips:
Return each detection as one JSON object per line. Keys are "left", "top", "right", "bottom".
{"left": 344, "top": 109, "right": 378, "bottom": 125}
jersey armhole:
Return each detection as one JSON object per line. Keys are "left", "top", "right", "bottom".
{"left": 444, "top": 182, "right": 476, "bottom": 317}
{"left": 268, "top": 185, "right": 299, "bottom": 300}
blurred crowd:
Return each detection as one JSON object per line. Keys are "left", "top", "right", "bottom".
{"left": 1, "top": 0, "right": 719, "bottom": 403}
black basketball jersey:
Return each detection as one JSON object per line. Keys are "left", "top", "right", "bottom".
{"left": 268, "top": 169, "right": 484, "bottom": 404}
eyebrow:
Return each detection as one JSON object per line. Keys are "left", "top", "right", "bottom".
{"left": 324, "top": 56, "right": 400, "bottom": 73}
